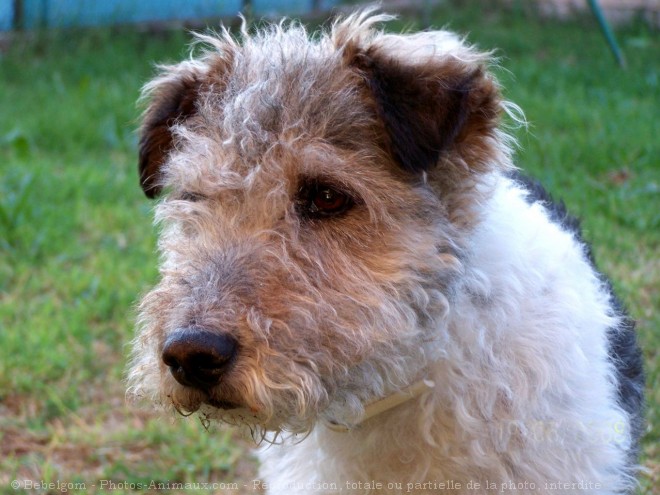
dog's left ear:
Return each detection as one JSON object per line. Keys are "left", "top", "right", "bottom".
{"left": 347, "top": 34, "right": 501, "bottom": 174}
{"left": 138, "top": 62, "right": 206, "bottom": 198}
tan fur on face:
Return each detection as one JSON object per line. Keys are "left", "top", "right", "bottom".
{"left": 128, "top": 11, "right": 513, "bottom": 435}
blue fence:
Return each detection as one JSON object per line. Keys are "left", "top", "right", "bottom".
{"left": 1, "top": 0, "right": 342, "bottom": 31}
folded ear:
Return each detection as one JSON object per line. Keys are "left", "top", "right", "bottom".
{"left": 138, "top": 62, "right": 206, "bottom": 198}
{"left": 346, "top": 33, "right": 502, "bottom": 175}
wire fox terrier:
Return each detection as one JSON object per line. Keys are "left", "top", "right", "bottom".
{"left": 128, "top": 11, "right": 644, "bottom": 494}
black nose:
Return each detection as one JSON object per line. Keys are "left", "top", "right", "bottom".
{"left": 162, "top": 328, "right": 237, "bottom": 390}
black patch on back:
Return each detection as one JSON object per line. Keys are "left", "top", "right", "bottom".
{"left": 507, "top": 170, "right": 645, "bottom": 464}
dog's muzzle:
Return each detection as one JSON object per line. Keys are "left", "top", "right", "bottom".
{"left": 161, "top": 327, "right": 237, "bottom": 391}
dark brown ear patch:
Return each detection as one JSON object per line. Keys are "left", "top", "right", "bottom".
{"left": 138, "top": 71, "right": 202, "bottom": 198}
{"left": 351, "top": 49, "right": 499, "bottom": 174}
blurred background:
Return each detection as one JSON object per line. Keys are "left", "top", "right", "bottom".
{"left": 0, "top": 1, "right": 658, "bottom": 493}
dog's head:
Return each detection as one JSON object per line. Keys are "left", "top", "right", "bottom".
{"left": 128, "top": 11, "right": 513, "bottom": 435}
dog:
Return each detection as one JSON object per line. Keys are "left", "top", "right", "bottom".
{"left": 127, "top": 11, "right": 644, "bottom": 494}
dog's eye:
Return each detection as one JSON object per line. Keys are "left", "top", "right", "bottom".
{"left": 301, "top": 183, "right": 353, "bottom": 218}
{"left": 312, "top": 187, "right": 348, "bottom": 212}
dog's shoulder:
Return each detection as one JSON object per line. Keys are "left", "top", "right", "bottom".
{"left": 504, "top": 169, "right": 645, "bottom": 457}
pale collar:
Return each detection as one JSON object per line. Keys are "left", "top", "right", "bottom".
{"left": 325, "top": 379, "right": 435, "bottom": 433}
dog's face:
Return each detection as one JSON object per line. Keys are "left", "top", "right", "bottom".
{"left": 128, "top": 12, "right": 506, "bottom": 434}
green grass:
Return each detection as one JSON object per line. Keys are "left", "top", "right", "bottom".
{"left": 0, "top": 3, "right": 658, "bottom": 493}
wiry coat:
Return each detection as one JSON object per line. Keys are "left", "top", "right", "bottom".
{"left": 128, "top": 11, "right": 644, "bottom": 494}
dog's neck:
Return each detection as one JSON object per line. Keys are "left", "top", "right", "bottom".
{"left": 324, "top": 379, "right": 435, "bottom": 432}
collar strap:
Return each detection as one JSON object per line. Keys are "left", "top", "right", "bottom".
{"left": 325, "top": 379, "right": 435, "bottom": 433}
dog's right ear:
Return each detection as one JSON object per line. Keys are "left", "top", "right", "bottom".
{"left": 138, "top": 62, "right": 206, "bottom": 198}
{"left": 334, "top": 15, "right": 503, "bottom": 178}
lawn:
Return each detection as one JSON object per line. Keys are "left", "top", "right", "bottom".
{"left": 0, "top": 2, "right": 658, "bottom": 493}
